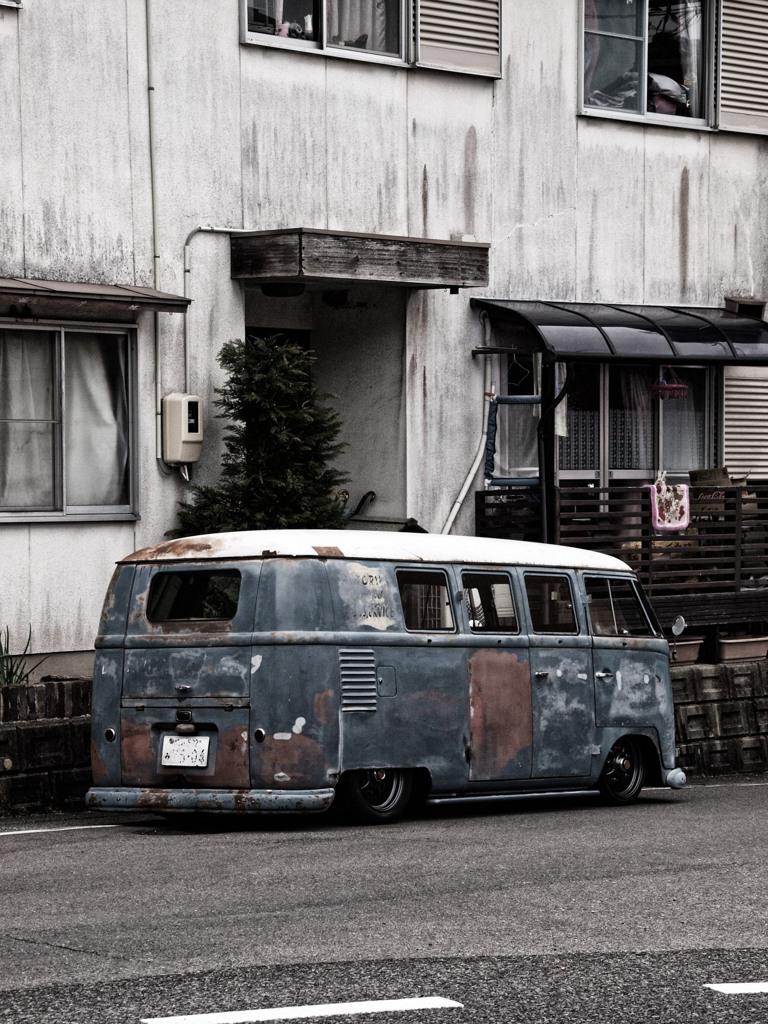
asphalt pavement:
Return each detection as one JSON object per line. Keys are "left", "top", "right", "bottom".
{"left": 0, "top": 778, "right": 766, "bottom": 1024}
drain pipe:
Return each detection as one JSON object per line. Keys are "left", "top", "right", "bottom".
{"left": 145, "top": 0, "right": 168, "bottom": 466}
{"left": 183, "top": 226, "right": 258, "bottom": 395}
{"left": 441, "top": 311, "right": 494, "bottom": 534}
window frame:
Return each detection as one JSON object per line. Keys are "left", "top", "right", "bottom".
{"left": 240, "top": 0, "right": 410, "bottom": 67}
{"left": 461, "top": 570, "right": 520, "bottom": 635}
{"left": 523, "top": 573, "right": 580, "bottom": 636}
{"left": 556, "top": 362, "right": 717, "bottom": 486}
{"left": 580, "top": 0, "right": 717, "bottom": 129}
{"left": 147, "top": 570, "right": 242, "bottom": 623}
{"left": 583, "top": 574, "right": 660, "bottom": 638}
{"left": 239, "top": 0, "right": 503, "bottom": 77}
{"left": 0, "top": 319, "right": 139, "bottom": 523}
{"left": 396, "top": 567, "right": 456, "bottom": 633}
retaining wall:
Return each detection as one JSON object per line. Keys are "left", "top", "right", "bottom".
{"left": 1, "top": 663, "right": 767, "bottom": 814}
{"left": 672, "top": 660, "right": 768, "bottom": 775}
{"left": 0, "top": 678, "right": 91, "bottom": 814}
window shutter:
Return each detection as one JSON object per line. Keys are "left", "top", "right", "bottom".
{"left": 719, "top": 1, "right": 768, "bottom": 133}
{"left": 415, "top": 0, "right": 501, "bottom": 78}
{"left": 723, "top": 368, "right": 768, "bottom": 477}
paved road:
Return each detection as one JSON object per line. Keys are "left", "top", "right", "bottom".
{"left": 1, "top": 779, "right": 766, "bottom": 1023}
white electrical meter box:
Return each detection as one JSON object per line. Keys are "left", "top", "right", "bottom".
{"left": 162, "top": 393, "right": 203, "bottom": 465}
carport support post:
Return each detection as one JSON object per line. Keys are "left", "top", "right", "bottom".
{"left": 538, "top": 359, "right": 558, "bottom": 545}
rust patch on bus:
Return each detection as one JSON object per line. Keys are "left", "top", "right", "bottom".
{"left": 255, "top": 733, "right": 330, "bottom": 789}
{"left": 120, "top": 718, "right": 154, "bottom": 785}
{"left": 90, "top": 738, "right": 109, "bottom": 786}
{"left": 120, "top": 718, "right": 249, "bottom": 788}
{"left": 313, "top": 688, "right": 335, "bottom": 725}
{"left": 123, "top": 538, "right": 216, "bottom": 562}
{"left": 313, "top": 546, "right": 344, "bottom": 558}
{"left": 469, "top": 649, "right": 532, "bottom": 780}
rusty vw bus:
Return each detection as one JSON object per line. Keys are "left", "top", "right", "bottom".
{"left": 86, "top": 530, "right": 685, "bottom": 823}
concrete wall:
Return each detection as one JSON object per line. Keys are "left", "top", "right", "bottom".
{"left": 1, "top": 0, "right": 768, "bottom": 669}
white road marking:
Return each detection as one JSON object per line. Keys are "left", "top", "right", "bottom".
{"left": 0, "top": 824, "right": 120, "bottom": 837}
{"left": 141, "top": 996, "right": 463, "bottom": 1023}
{"left": 706, "top": 982, "right": 768, "bottom": 994}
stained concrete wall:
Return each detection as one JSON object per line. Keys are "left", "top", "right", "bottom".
{"left": 1, "top": 1, "right": 767, "bottom": 670}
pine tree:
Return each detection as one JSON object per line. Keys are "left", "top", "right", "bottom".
{"left": 172, "top": 335, "right": 348, "bottom": 536}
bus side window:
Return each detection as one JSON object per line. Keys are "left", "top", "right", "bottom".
{"left": 396, "top": 570, "right": 454, "bottom": 631}
{"left": 462, "top": 572, "right": 518, "bottom": 632}
{"left": 524, "top": 574, "right": 578, "bottom": 634}
{"left": 584, "top": 576, "right": 656, "bottom": 637}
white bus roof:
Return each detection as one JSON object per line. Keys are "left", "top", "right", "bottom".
{"left": 123, "top": 529, "right": 631, "bottom": 573}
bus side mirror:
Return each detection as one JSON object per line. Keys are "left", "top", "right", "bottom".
{"left": 671, "top": 615, "right": 686, "bottom": 637}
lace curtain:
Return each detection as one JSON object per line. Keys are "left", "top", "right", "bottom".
{"left": 0, "top": 330, "right": 129, "bottom": 510}
{"left": 0, "top": 331, "right": 56, "bottom": 507}
{"left": 328, "top": 0, "right": 391, "bottom": 53}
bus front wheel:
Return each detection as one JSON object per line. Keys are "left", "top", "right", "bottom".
{"left": 341, "top": 768, "right": 413, "bottom": 824}
{"left": 598, "top": 737, "right": 645, "bottom": 805}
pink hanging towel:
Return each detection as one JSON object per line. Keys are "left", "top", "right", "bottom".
{"left": 645, "top": 475, "right": 690, "bottom": 531}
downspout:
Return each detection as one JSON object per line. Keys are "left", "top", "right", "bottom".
{"left": 441, "top": 310, "right": 494, "bottom": 534}
{"left": 183, "top": 225, "right": 259, "bottom": 395}
{"left": 145, "top": 0, "right": 167, "bottom": 467}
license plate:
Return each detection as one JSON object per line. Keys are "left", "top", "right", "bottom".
{"left": 161, "top": 734, "right": 210, "bottom": 768}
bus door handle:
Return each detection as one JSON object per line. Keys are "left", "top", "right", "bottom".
{"left": 595, "top": 671, "right": 614, "bottom": 680}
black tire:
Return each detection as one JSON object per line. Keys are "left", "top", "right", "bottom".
{"left": 598, "top": 737, "right": 645, "bottom": 805}
{"left": 341, "top": 768, "right": 413, "bottom": 824}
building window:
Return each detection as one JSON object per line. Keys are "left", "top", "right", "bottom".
{"left": 583, "top": 0, "right": 708, "bottom": 123}
{"left": 0, "top": 325, "right": 136, "bottom": 520}
{"left": 583, "top": 2, "right": 768, "bottom": 133}
{"left": 557, "top": 363, "right": 714, "bottom": 485}
{"left": 241, "top": 0, "right": 501, "bottom": 76}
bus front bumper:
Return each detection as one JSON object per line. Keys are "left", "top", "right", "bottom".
{"left": 86, "top": 786, "right": 336, "bottom": 814}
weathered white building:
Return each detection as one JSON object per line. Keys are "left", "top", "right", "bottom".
{"left": 2, "top": 0, "right": 768, "bottom": 674}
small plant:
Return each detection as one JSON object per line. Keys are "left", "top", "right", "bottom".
{"left": 0, "top": 626, "right": 48, "bottom": 687}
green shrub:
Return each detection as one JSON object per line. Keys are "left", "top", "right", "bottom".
{"left": 171, "top": 335, "right": 348, "bottom": 536}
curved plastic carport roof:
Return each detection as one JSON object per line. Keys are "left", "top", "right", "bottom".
{"left": 470, "top": 299, "right": 768, "bottom": 363}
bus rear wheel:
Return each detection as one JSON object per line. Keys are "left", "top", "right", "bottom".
{"left": 341, "top": 768, "right": 413, "bottom": 824}
{"left": 598, "top": 737, "right": 645, "bottom": 805}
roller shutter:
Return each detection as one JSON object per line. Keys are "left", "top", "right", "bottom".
{"left": 723, "top": 368, "right": 768, "bottom": 477}
{"left": 719, "top": 1, "right": 768, "bottom": 133}
{"left": 416, "top": 0, "right": 501, "bottom": 77}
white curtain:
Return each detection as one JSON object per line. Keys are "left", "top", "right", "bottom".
{"left": 328, "top": 0, "right": 388, "bottom": 51}
{"left": 611, "top": 367, "right": 653, "bottom": 471}
{"left": 0, "top": 331, "right": 56, "bottom": 508}
{"left": 65, "top": 333, "right": 129, "bottom": 507}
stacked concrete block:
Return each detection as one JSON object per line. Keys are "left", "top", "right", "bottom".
{"left": 0, "top": 678, "right": 91, "bottom": 814}
{"left": 672, "top": 660, "right": 768, "bottom": 775}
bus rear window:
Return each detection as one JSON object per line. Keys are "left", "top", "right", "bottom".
{"left": 147, "top": 570, "right": 241, "bottom": 622}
